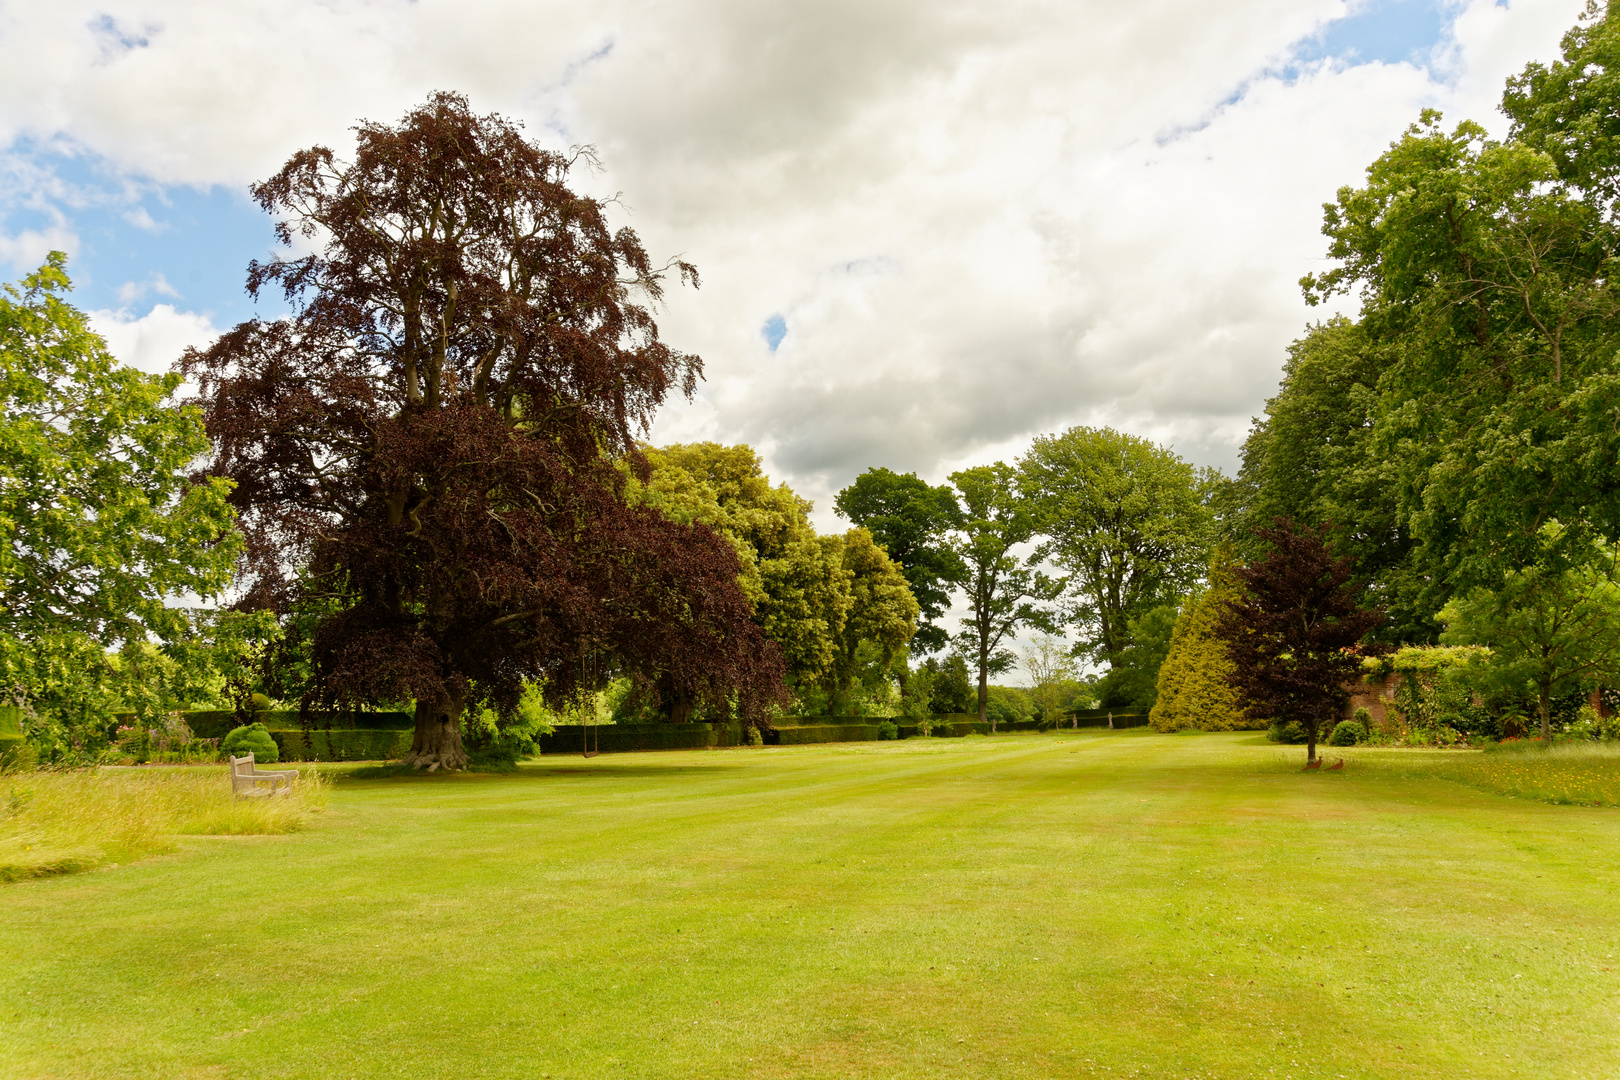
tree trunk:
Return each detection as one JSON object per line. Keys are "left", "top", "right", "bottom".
{"left": 978, "top": 658, "right": 991, "bottom": 731}
{"left": 404, "top": 690, "right": 469, "bottom": 771}
{"left": 1306, "top": 730, "right": 1317, "bottom": 764}
{"left": 1538, "top": 680, "right": 1552, "bottom": 742}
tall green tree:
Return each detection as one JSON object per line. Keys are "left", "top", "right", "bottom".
{"left": 630, "top": 442, "right": 850, "bottom": 715}
{"left": 1440, "top": 525, "right": 1620, "bottom": 741}
{"left": 1020, "top": 426, "right": 1214, "bottom": 667}
{"left": 834, "top": 467, "right": 962, "bottom": 654}
{"left": 947, "top": 463, "right": 1061, "bottom": 729}
{"left": 822, "top": 528, "right": 918, "bottom": 716}
{"left": 0, "top": 255, "right": 242, "bottom": 741}
{"left": 1233, "top": 319, "right": 1428, "bottom": 640}
{"left": 1503, "top": 1, "right": 1620, "bottom": 211}
{"left": 1302, "top": 107, "right": 1620, "bottom": 603}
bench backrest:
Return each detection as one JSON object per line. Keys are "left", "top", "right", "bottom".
{"left": 231, "top": 752, "right": 258, "bottom": 777}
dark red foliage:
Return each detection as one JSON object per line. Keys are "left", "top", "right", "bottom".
{"left": 182, "top": 93, "right": 783, "bottom": 762}
{"left": 1214, "top": 517, "right": 1387, "bottom": 762}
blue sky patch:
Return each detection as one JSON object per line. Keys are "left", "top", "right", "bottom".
{"left": 762, "top": 313, "right": 787, "bottom": 351}
{"left": 1, "top": 146, "right": 287, "bottom": 325}
{"left": 1297, "top": 0, "right": 1454, "bottom": 68}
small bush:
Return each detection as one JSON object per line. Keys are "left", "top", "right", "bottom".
{"left": 1267, "top": 720, "right": 1310, "bottom": 745}
{"left": 876, "top": 720, "right": 899, "bottom": 740}
{"left": 221, "top": 723, "right": 279, "bottom": 763}
{"left": 1327, "top": 719, "right": 1365, "bottom": 746}
{"left": 747, "top": 725, "right": 764, "bottom": 747}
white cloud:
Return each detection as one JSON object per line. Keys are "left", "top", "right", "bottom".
{"left": 0, "top": 0, "right": 1590, "bottom": 533}
{"left": 0, "top": 224, "right": 78, "bottom": 274}
{"left": 88, "top": 303, "right": 218, "bottom": 376}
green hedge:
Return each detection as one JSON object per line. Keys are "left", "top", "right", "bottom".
{"left": 1063, "top": 709, "right": 1150, "bottom": 729}
{"left": 180, "top": 710, "right": 414, "bottom": 740}
{"left": 539, "top": 723, "right": 746, "bottom": 755}
{"left": 772, "top": 723, "right": 884, "bottom": 745}
{"left": 271, "top": 729, "right": 413, "bottom": 762}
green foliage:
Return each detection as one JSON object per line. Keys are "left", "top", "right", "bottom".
{"left": 1267, "top": 721, "right": 1310, "bottom": 745}
{"left": 822, "top": 528, "right": 918, "bottom": 716}
{"left": 1327, "top": 719, "right": 1366, "bottom": 747}
{"left": 0, "top": 257, "right": 254, "bottom": 759}
{"left": 1150, "top": 553, "right": 1249, "bottom": 732}
{"left": 1440, "top": 529, "right": 1620, "bottom": 739}
{"left": 221, "top": 723, "right": 279, "bottom": 763}
{"left": 948, "top": 463, "right": 1062, "bottom": 723}
{"left": 1231, "top": 319, "right": 1426, "bottom": 640}
{"left": 923, "top": 655, "right": 973, "bottom": 714}
{"left": 270, "top": 729, "right": 409, "bottom": 762}
{"left": 633, "top": 443, "right": 851, "bottom": 690}
{"left": 1096, "top": 603, "right": 1178, "bottom": 709}
{"left": 1300, "top": 103, "right": 1620, "bottom": 606}
{"left": 984, "top": 686, "right": 1032, "bottom": 726}
{"left": 1020, "top": 426, "right": 1215, "bottom": 667}
{"left": 835, "top": 467, "right": 963, "bottom": 654}
{"left": 876, "top": 720, "right": 899, "bottom": 740}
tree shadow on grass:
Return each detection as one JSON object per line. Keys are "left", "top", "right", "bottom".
{"left": 330, "top": 760, "right": 746, "bottom": 786}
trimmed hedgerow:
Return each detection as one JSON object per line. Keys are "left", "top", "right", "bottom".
{"left": 270, "top": 729, "right": 411, "bottom": 762}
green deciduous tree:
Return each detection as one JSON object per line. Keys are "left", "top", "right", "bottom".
{"left": 1021, "top": 633, "right": 1078, "bottom": 726}
{"left": 947, "top": 463, "right": 1061, "bottom": 729}
{"left": 823, "top": 528, "right": 917, "bottom": 716}
{"left": 1232, "top": 319, "right": 1428, "bottom": 640}
{"left": 1094, "top": 602, "right": 1179, "bottom": 709}
{"left": 630, "top": 442, "right": 848, "bottom": 716}
{"left": 922, "top": 654, "right": 973, "bottom": 714}
{"left": 834, "top": 468, "right": 962, "bottom": 654}
{"left": 1440, "top": 525, "right": 1620, "bottom": 741}
{"left": 0, "top": 255, "right": 242, "bottom": 747}
{"left": 1302, "top": 106, "right": 1620, "bottom": 603}
{"left": 1020, "top": 426, "right": 1214, "bottom": 668}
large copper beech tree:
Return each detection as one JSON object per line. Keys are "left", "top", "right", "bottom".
{"left": 184, "top": 94, "right": 784, "bottom": 769}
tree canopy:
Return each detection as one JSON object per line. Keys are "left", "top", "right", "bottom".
{"left": 948, "top": 463, "right": 1061, "bottom": 728}
{"left": 1020, "top": 426, "right": 1213, "bottom": 668}
{"left": 834, "top": 467, "right": 962, "bottom": 654}
{"left": 0, "top": 255, "right": 242, "bottom": 747}
{"left": 1440, "top": 525, "right": 1620, "bottom": 740}
{"left": 184, "top": 94, "right": 782, "bottom": 768}
{"left": 1214, "top": 519, "right": 1386, "bottom": 762}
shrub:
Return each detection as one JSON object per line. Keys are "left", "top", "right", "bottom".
{"left": 221, "top": 723, "right": 279, "bottom": 763}
{"left": 1327, "top": 719, "right": 1365, "bottom": 746}
{"left": 876, "top": 720, "right": 899, "bottom": 740}
{"left": 1267, "top": 720, "right": 1309, "bottom": 744}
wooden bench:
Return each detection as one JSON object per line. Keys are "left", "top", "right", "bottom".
{"left": 230, "top": 753, "right": 297, "bottom": 798}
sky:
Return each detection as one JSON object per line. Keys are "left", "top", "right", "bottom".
{"left": 0, "top": 0, "right": 1590, "bottom": 537}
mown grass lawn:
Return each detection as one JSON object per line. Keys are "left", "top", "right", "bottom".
{"left": 2, "top": 730, "right": 1616, "bottom": 1080}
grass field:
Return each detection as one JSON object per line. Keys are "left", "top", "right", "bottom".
{"left": 1, "top": 730, "right": 1616, "bottom": 1079}
{"left": 0, "top": 766, "right": 327, "bottom": 882}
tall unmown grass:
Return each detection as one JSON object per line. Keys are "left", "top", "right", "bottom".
{"left": 1361, "top": 740, "right": 1620, "bottom": 806}
{"left": 0, "top": 765, "right": 328, "bottom": 882}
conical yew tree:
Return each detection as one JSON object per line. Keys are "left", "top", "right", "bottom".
{"left": 184, "top": 93, "right": 784, "bottom": 769}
